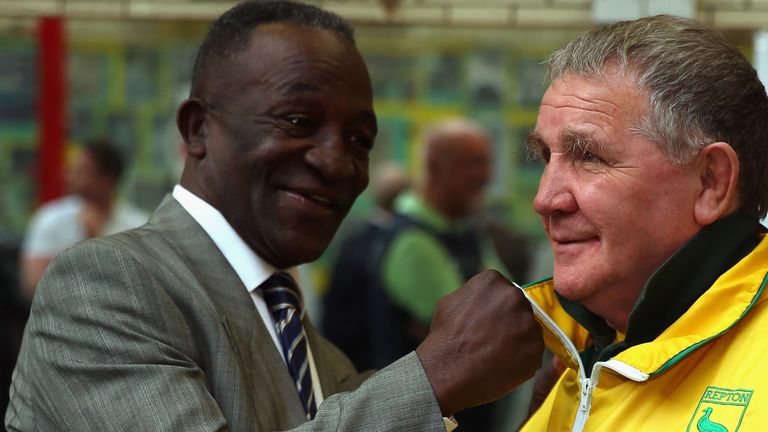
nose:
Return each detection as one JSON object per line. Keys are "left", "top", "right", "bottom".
{"left": 304, "top": 132, "right": 359, "bottom": 182}
{"left": 532, "top": 157, "right": 578, "bottom": 216}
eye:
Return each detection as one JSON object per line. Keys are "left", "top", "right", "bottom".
{"left": 283, "top": 115, "right": 316, "bottom": 137}
{"left": 348, "top": 132, "right": 374, "bottom": 151}
{"left": 581, "top": 151, "right": 598, "bottom": 162}
{"left": 577, "top": 150, "right": 605, "bottom": 164}
{"left": 287, "top": 116, "right": 311, "bottom": 128}
{"left": 533, "top": 146, "right": 551, "bottom": 164}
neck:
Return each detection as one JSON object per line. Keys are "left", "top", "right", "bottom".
{"left": 84, "top": 193, "right": 114, "bottom": 213}
{"left": 420, "top": 187, "right": 460, "bottom": 222}
{"left": 580, "top": 302, "right": 630, "bottom": 334}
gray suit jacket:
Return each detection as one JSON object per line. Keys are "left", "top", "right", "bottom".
{"left": 6, "top": 196, "right": 444, "bottom": 431}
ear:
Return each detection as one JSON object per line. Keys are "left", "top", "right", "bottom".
{"left": 176, "top": 98, "right": 208, "bottom": 159}
{"left": 694, "top": 142, "right": 740, "bottom": 225}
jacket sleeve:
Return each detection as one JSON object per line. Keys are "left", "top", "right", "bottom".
{"left": 6, "top": 239, "right": 445, "bottom": 432}
{"left": 290, "top": 352, "right": 444, "bottom": 431}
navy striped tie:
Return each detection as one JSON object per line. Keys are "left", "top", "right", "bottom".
{"left": 261, "top": 272, "right": 317, "bottom": 420}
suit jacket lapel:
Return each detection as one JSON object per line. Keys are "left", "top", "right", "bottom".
{"left": 149, "top": 195, "right": 306, "bottom": 427}
{"left": 305, "top": 320, "right": 342, "bottom": 396}
{"left": 305, "top": 316, "right": 371, "bottom": 398}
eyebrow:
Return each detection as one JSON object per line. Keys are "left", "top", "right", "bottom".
{"left": 562, "top": 128, "right": 603, "bottom": 157}
{"left": 266, "top": 81, "right": 320, "bottom": 101}
{"left": 524, "top": 128, "right": 604, "bottom": 161}
{"left": 281, "top": 81, "right": 379, "bottom": 136}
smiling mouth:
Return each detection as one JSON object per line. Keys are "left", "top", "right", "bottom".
{"left": 284, "top": 190, "right": 338, "bottom": 209}
{"left": 551, "top": 236, "right": 600, "bottom": 247}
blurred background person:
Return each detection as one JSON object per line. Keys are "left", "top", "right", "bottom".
{"left": 369, "top": 119, "right": 525, "bottom": 431}
{"left": 19, "top": 139, "right": 147, "bottom": 302}
{"left": 321, "top": 162, "right": 411, "bottom": 372}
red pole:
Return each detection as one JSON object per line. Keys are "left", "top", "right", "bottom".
{"left": 37, "top": 17, "right": 67, "bottom": 205}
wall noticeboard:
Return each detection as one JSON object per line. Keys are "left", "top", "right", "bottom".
{"left": 0, "top": 43, "right": 37, "bottom": 123}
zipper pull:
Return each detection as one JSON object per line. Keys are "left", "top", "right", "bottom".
{"left": 579, "top": 379, "right": 592, "bottom": 411}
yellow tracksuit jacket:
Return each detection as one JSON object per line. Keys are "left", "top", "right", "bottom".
{"left": 521, "top": 234, "right": 768, "bottom": 432}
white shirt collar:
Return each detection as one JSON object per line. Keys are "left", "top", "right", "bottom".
{"left": 171, "top": 185, "right": 299, "bottom": 292}
{"left": 171, "top": 185, "right": 323, "bottom": 405}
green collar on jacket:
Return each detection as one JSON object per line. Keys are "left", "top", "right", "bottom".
{"left": 554, "top": 211, "right": 763, "bottom": 373}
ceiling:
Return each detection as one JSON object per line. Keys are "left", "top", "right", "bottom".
{"left": 0, "top": 0, "right": 767, "bottom": 30}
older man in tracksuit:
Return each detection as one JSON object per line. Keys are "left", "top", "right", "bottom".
{"left": 521, "top": 15, "right": 768, "bottom": 432}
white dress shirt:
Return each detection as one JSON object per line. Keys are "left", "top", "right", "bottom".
{"left": 172, "top": 185, "right": 324, "bottom": 406}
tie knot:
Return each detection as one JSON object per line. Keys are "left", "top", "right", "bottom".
{"left": 261, "top": 271, "right": 304, "bottom": 317}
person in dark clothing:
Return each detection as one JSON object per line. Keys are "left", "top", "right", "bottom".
{"left": 371, "top": 119, "right": 515, "bottom": 432}
{"left": 0, "top": 235, "right": 25, "bottom": 418}
{"left": 321, "top": 163, "right": 410, "bottom": 371}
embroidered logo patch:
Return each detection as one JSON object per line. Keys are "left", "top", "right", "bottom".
{"left": 686, "top": 386, "right": 753, "bottom": 432}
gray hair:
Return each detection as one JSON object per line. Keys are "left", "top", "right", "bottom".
{"left": 547, "top": 15, "right": 768, "bottom": 218}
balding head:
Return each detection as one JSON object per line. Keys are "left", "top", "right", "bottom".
{"left": 420, "top": 119, "right": 492, "bottom": 220}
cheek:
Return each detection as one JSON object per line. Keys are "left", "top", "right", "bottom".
{"left": 595, "top": 175, "right": 697, "bottom": 258}
{"left": 632, "top": 168, "right": 697, "bottom": 224}
{"left": 353, "top": 160, "right": 370, "bottom": 193}
{"left": 580, "top": 169, "right": 675, "bottom": 221}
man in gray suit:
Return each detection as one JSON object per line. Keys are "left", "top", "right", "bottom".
{"left": 6, "top": 1, "right": 543, "bottom": 430}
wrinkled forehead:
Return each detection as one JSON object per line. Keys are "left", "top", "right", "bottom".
{"left": 542, "top": 73, "right": 648, "bottom": 122}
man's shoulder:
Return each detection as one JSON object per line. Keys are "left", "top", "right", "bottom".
{"left": 57, "top": 224, "right": 165, "bottom": 265}
{"left": 38, "top": 224, "right": 202, "bottom": 311}
{"left": 44, "top": 206, "right": 186, "bottom": 277}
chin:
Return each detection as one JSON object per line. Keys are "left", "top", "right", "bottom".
{"left": 289, "top": 238, "right": 332, "bottom": 264}
{"left": 553, "top": 286, "right": 581, "bottom": 301}
{"left": 258, "top": 233, "right": 328, "bottom": 269}
{"left": 552, "top": 273, "right": 591, "bottom": 302}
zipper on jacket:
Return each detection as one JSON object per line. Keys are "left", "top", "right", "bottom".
{"left": 517, "top": 283, "right": 653, "bottom": 431}
{"left": 516, "top": 283, "right": 592, "bottom": 431}
{"left": 573, "top": 377, "right": 593, "bottom": 431}
{"left": 579, "top": 380, "right": 590, "bottom": 412}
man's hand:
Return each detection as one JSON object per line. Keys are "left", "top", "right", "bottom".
{"left": 416, "top": 269, "right": 544, "bottom": 416}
